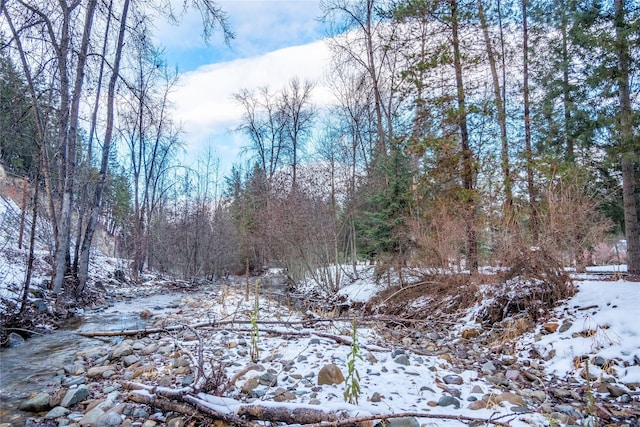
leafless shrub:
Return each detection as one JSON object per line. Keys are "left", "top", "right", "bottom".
{"left": 408, "top": 197, "right": 467, "bottom": 271}
{"left": 477, "top": 247, "right": 575, "bottom": 325}
{"left": 536, "top": 172, "right": 613, "bottom": 271}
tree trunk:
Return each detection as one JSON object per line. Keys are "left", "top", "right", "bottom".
{"left": 77, "top": 0, "right": 130, "bottom": 294}
{"left": 450, "top": 0, "right": 478, "bottom": 273}
{"left": 615, "top": 0, "right": 640, "bottom": 275}
{"left": 522, "top": 0, "right": 538, "bottom": 244}
{"left": 477, "top": 0, "right": 512, "bottom": 218}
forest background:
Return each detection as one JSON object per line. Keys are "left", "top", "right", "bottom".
{"left": 0, "top": 0, "right": 638, "bottom": 303}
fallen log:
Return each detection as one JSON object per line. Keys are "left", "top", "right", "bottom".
{"left": 125, "top": 381, "right": 520, "bottom": 427}
{"left": 300, "top": 411, "right": 520, "bottom": 427}
{"left": 237, "top": 404, "right": 350, "bottom": 424}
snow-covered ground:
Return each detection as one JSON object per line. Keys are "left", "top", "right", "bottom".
{"left": 1, "top": 193, "right": 638, "bottom": 426}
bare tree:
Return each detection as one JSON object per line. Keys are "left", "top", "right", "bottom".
{"left": 234, "top": 86, "right": 287, "bottom": 181}
{"left": 280, "top": 77, "right": 316, "bottom": 187}
{"left": 321, "top": 0, "right": 389, "bottom": 155}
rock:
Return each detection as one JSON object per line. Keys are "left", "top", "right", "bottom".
{"left": 469, "top": 399, "right": 488, "bottom": 410}
{"left": 44, "top": 406, "right": 70, "bottom": 419}
{"left": 87, "top": 365, "right": 116, "bottom": 378}
{"left": 317, "top": 364, "right": 344, "bottom": 385}
{"left": 481, "top": 361, "right": 497, "bottom": 375}
{"left": 381, "top": 417, "right": 420, "bottom": 427}
{"left": 97, "top": 411, "right": 123, "bottom": 426}
{"left": 172, "top": 357, "right": 190, "bottom": 368}
{"left": 394, "top": 354, "right": 410, "bottom": 366}
{"left": 80, "top": 346, "right": 107, "bottom": 361}
{"left": 60, "top": 385, "right": 90, "bottom": 408}
{"left": 437, "top": 396, "right": 460, "bottom": 409}
{"left": 505, "top": 369, "right": 521, "bottom": 381}
{"left": 80, "top": 407, "right": 105, "bottom": 425}
{"left": 273, "top": 387, "right": 295, "bottom": 402}
{"left": 112, "top": 342, "right": 133, "bottom": 359}
{"left": 559, "top": 321, "right": 572, "bottom": 333}
{"left": 370, "top": 392, "right": 382, "bottom": 402}
{"left": 391, "top": 349, "right": 405, "bottom": 358}
{"left": 167, "top": 418, "right": 185, "bottom": 427}
{"left": 122, "top": 355, "right": 140, "bottom": 367}
{"left": 543, "top": 323, "right": 559, "bottom": 333}
{"left": 259, "top": 372, "right": 278, "bottom": 386}
{"left": 486, "top": 375, "right": 509, "bottom": 387}
{"left": 606, "top": 384, "right": 626, "bottom": 397}
{"left": 470, "top": 385, "right": 484, "bottom": 394}
{"left": 139, "top": 309, "right": 154, "bottom": 319}
{"left": 442, "top": 374, "right": 463, "bottom": 385}
{"left": 19, "top": 392, "right": 52, "bottom": 412}
{"left": 7, "top": 332, "right": 25, "bottom": 348}
{"left": 495, "top": 392, "right": 525, "bottom": 406}
{"left": 34, "top": 299, "right": 49, "bottom": 312}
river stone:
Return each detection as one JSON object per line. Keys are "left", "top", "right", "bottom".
{"left": 19, "top": 392, "right": 52, "bottom": 412}
{"left": 495, "top": 392, "right": 525, "bottom": 406}
{"left": 470, "top": 385, "right": 484, "bottom": 394}
{"left": 60, "top": 385, "right": 90, "bottom": 408}
{"left": 63, "top": 375, "right": 86, "bottom": 386}
{"left": 7, "top": 332, "right": 25, "bottom": 348}
{"left": 122, "top": 354, "right": 140, "bottom": 367}
{"left": 259, "top": 372, "right": 278, "bottom": 386}
{"left": 80, "top": 346, "right": 107, "bottom": 361}
{"left": 112, "top": 342, "right": 133, "bottom": 359}
{"left": 607, "top": 384, "right": 626, "bottom": 397}
{"left": 273, "top": 387, "right": 295, "bottom": 402}
{"left": 394, "top": 354, "right": 410, "bottom": 366}
{"left": 88, "top": 366, "right": 116, "bottom": 378}
{"left": 468, "top": 399, "right": 487, "bottom": 410}
{"left": 481, "top": 361, "right": 497, "bottom": 375}
{"left": 141, "top": 344, "right": 159, "bottom": 355}
{"left": 382, "top": 417, "right": 420, "bottom": 427}
{"left": 242, "top": 377, "right": 260, "bottom": 393}
{"left": 80, "top": 407, "right": 105, "bottom": 425}
{"left": 172, "top": 357, "right": 190, "bottom": 368}
{"left": 438, "top": 395, "right": 460, "bottom": 409}
{"left": 167, "top": 418, "right": 185, "bottom": 427}
{"left": 44, "top": 406, "right": 70, "bottom": 419}
{"left": 317, "top": 364, "right": 344, "bottom": 385}
{"left": 443, "top": 374, "right": 463, "bottom": 385}
{"left": 96, "top": 411, "right": 123, "bottom": 426}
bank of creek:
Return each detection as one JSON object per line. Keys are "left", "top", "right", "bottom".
{"left": 1, "top": 274, "right": 638, "bottom": 427}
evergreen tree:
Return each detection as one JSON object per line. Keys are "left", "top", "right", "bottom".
{"left": 356, "top": 140, "right": 414, "bottom": 282}
{"left": 0, "top": 46, "right": 38, "bottom": 176}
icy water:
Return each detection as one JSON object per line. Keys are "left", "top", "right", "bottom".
{"left": 0, "top": 292, "right": 185, "bottom": 425}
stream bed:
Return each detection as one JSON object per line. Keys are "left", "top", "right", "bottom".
{"left": 0, "top": 292, "right": 189, "bottom": 425}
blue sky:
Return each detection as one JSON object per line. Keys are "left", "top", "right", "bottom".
{"left": 152, "top": 1, "right": 334, "bottom": 176}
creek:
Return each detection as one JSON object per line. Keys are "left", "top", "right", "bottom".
{"left": 0, "top": 277, "right": 295, "bottom": 425}
{"left": 0, "top": 291, "right": 188, "bottom": 425}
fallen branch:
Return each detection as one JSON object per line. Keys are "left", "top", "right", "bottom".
{"left": 237, "top": 404, "right": 349, "bottom": 424}
{"left": 300, "top": 411, "right": 519, "bottom": 427}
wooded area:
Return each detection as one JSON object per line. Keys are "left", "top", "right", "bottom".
{"left": 0, "top": 0, "right": 638, "bottom": 301}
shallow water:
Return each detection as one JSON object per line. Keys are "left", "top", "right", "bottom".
{"left": 0, "top": 292, "right": 185, "bottom": 425}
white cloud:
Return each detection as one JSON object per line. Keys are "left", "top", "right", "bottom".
{"left": 170, "top": 39, "right": 334, "bottom": 165}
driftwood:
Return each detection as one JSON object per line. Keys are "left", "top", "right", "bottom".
{"left": 301, "top": 411, "right": 520, "bottom": 427}
{"left": 125, "top": 380, "right": 519, "bottom": 427}
{"left": 128, "top": 391, "right": 258, "bottom": 427}
{"left": 237, "top": 404, "right": 349, "bottom": 424}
